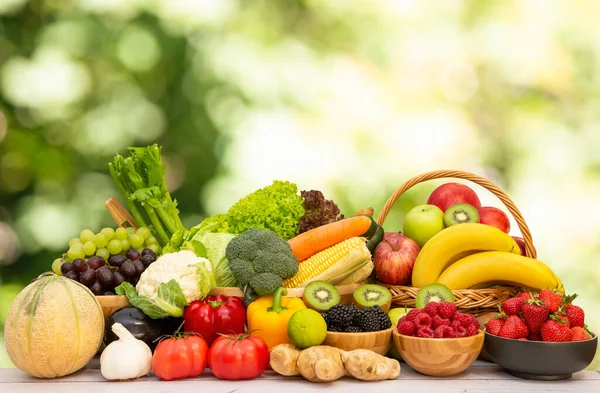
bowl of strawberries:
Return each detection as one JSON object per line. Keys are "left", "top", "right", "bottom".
{"left": 484, "top": 290, "right": 598, "bottom": 381}
{"left": 392, "top": 301, "right": 485, "bottom": 377}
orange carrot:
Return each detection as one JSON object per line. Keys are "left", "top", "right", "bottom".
{"left": 288, "top": 215, "right": 373, "bottom": 262}
{"left": 353, "top": 207, "right": 374, "bottom": 217}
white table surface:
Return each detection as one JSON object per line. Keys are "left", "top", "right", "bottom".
{"left": 1, "top": 359, "right": 598, "bottom": 393}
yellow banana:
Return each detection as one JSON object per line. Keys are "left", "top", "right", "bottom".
{"left": 435, "top": 251, "right": 564, "bottom": 295}
{"left": 411, "top": 223, "right": 521, "bottom": 287}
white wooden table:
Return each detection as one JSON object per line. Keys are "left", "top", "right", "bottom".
{"left": 1, "top": 360, "right": 598, "bottom": 393}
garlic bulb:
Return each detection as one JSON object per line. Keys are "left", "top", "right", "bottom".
{"left": 100, "top": 322, "right": 153, "bottom": 381}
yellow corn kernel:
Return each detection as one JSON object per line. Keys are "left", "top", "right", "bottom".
{"left": 283, "top": 237, "right": 370, "bottom": 288}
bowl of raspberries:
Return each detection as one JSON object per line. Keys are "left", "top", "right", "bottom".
{"left": 392, "top": 300, "right": 484, "bottom": 377}
{"left": 320, "top": 304, "right": 394, "bottom": 355}
{"left": 484, "top": 290, "right": 598, "bottom": 381}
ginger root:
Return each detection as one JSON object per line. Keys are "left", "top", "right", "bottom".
{"left": 269, "top": 345, "right": 400, "bottom": 382}
{"left": 269, "top": 344, "right": 301, "bottom": 376}
{"left": 341, "top": 349, "right": 401, "bottom": 381}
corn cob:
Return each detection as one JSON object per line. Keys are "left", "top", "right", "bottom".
{"left": 282, "top": 237, "right": 371, "bottom": 288}
{"left": 337, "top": 261, "right": 374, "bottom": 285}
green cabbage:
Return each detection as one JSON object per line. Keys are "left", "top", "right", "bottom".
{"left": 193, "top": 232, "right": 238, "bottom": 287}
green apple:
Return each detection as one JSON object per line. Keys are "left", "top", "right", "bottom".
{"left": 402, "top": 204, "right": 445, "bottom": 248}
{"left": 386, "top": 307, "right": 413, "bottom": 361}
{"left": 388, "top": 307, "right": 413, "bottom": 327}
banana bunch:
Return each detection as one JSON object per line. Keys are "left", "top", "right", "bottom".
{"left": 411, "top": 223, "right": 564, "bottom": 295}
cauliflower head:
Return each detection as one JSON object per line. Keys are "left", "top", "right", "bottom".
{"left": 136, "top": 250, "right": 215, "bottom": 303}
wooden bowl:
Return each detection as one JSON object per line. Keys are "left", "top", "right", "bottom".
{"left": 392, "top": 329, "right": 484, "bottom": 377}
{"left": 484, "top": 332, "right": 598, "bottom": 380}
{"left": 322, "top": 326, "right": 394, "bottom": 355}
{"left": 96, "top": 295, "right": 130, "bottom": 319}
{"left": 209, "top": 283, "right": 362, "bottom": 305}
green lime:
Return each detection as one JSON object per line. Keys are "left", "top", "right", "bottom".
{"left": 287, "top": 309, "right": 327, "bottom": 349}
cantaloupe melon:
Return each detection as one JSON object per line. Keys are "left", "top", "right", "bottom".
{"left": 4, "top": 273, "right": 105, "bottom": 378}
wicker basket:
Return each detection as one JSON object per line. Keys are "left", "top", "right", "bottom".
{"left": 375, "top": 170, "right": 537, "bottom": 317}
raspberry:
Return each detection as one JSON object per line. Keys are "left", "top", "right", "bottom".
{"left": 518, "top": 338, "right": 528, "bottom": 341}
{"left": 432, "top": 315, "right": 451, "bottom": 329}
{"left": 417, "top": 326, "right": 434, "bottom": 338}
{"left": 434, "top": 325, "right": 456, "bottom": 338}
{"left": 397, "top": 320, "right": 416, "bottom": 336}
{"left": 438, "top": 301, "right": 457, "bottom": 319}
{"left": 454, "top": 313, "right": 478, "bottom": 328}
{"left": 423, "top": 302, "right": 439, "bottom": 317}
{"left": 466, "top": 324, "right": 479, "bottom": 337}
{"left": 452, "top": 320, "right": 467, "bottom": 338}
{"left": 415, "top": 312, "right": 432, "bottom": 328}
{"left": 405, "top": 309, "right": 421, "bottom": 323}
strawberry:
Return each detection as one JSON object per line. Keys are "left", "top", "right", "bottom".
{"left": 501, "top": 297, "right": 524, "bottom": 316}
{"left": 432, "top": 315, "right": 451, "bottom": 329}
{"left": 563, "top": 295, "right": 585, "bottom": 328}
{"left": 417, "top": 326, "right": 434, "bottom": 338}
{"left": 541, "top": 318, "right": 573, "bottom": 342}
{"left": 538, "top": 289, "right": 562, "bottom": 313}
{"left": 518, "top": 292, "right": 534, "bottom": 301}
{"left": 553, "top": 312, "right": 571, "bottom": 328}
{"left": 423, "top": 302, "right": 439, "bottom": 317}
{"left": 521, "top": 298, "right": 550, "bottom": 334}
{"left": 564, "top": 305, "right": 585, "bottom": 328}
{"left": 528, "top": 332, "right": 542, "bottom": 341}
{"left": 571, "top": 327, "right": 591, "bottom": 342}
{"left": 434, "top": 325, "right": 456, "bottom": 338}
{"left": 437, "top": 301, "right": 457, "bottom": 319}
{"left": 452, "top": 320, "right": 467, "bottom": 338}
{"left": 466, "top": 324, "right": 479, "bottom": 337}
{"left": 498, "top": 315, "right": 529, "bottom": 339}
{"left": 485, "top": 315, "right": 505, "bottom": 336}
{"left": 415, "top": 312, "right": 432, "bottom": 328}
{"left": 397, "top": 320, "right": 416, "bottom": 336}
{"left": 405, "top": 308, "right": 421, "bottom": 323}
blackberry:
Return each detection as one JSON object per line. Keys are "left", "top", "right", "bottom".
{"left": 356, "top": 306, "right": 392, "bottom": 332}
{"left": 344, "top": 325, "right": 362, "bottom": 333}
{"left": 327, "top": 304, "right": 360, "bottom": 328}
{"left": 327, "top": 324, "right": 343, "bottom": 332}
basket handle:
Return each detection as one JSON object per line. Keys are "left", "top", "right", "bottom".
{"left": 105, "top": 197, "right": 140, "bottom": 229}
{"left": 376, "top": 170, "right": 536, "bottom": 259}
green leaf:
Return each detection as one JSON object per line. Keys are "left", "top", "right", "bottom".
{"left": 115, "top": 280, "right": 189, "bottom": 319}
{"left": 181, "top": 239, "right": 208, "bottom": 259}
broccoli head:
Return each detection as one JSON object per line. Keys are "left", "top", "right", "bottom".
{"left": 225, "top": 228, "right": 299, "bottom": 296}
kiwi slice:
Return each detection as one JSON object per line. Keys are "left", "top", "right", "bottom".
{"left": 303, "top": 281, "right": 341, "bottom": 311}
{"left": 444, "top": 203, "right": 480, "bottom": 227}
{"left": 415, "top": 283, "right": 455, "bottom": 309}
{"left": 353, "top": 284, "right": 392, "bottom": 312}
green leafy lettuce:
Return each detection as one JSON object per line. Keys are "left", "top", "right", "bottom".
{"left": 194, "top": 180, "right": 305, "bottom": 240}
{"left": 115, "top": 280, "right": 189, "bottom": 319}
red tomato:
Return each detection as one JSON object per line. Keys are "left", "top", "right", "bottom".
{"left": 208, "top": 333, "right": 269, "bottom": 380}
{"left": 184, "top": 295, "right": 246, "bottom": 346}
{"left": 152, "top": 335, "right": 208, "bottom": 381}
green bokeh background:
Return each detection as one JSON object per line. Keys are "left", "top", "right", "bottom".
{"left": 1, "top": 0, "right": 599, "bottom": 370}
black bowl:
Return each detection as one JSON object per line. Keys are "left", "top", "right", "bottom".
{"left": 484, "top": 331, "right": 598, "bottom": 381}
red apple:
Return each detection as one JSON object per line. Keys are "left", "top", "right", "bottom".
{"left": 427, "top": 182, "right": 482, "bottom": 212}
{"left": 478, "top": 206, "right": 510, "bottom": 233}
{"left": 512, "top": 236, "right": 537, "bottom": 257}
{"left": 373, "top": 232, "right": 420, "bottom": 285}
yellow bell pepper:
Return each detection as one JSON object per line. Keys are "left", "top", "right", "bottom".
{"left": 247, "top": 287, "right": 307, "bottom": 349}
